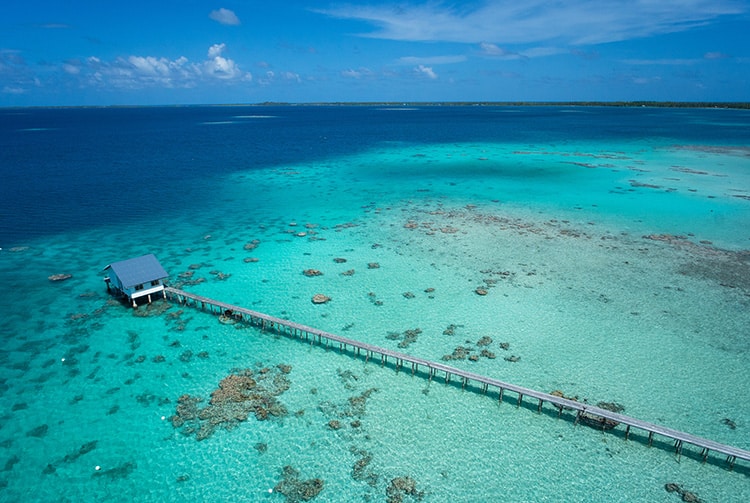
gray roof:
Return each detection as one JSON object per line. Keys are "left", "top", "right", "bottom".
{"left": 104, "top": 254, "right": 168, "bottom": 289}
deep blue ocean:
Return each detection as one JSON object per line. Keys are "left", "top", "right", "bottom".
{"left": 1, "top": 106, "right": 749, "bottom": 502}
{"left": 3, "top": 105, "right": 749, "bottom": 245}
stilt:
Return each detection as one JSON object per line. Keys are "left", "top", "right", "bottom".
{"left": 648, "top": 431, "right": 654, "bottom": 447}
{"left": 675, "top": 440, "right": 683, "bottom": 461}
{"left": 625, "top": 425, "right": 630, "bottom": 441}
{"left": 498, "top": 388, "right": 504, "bottom": 403}
{"left": 537, "top": 399, "right": 543, "bottom": 413}
{"left": 516, "top": 393, "right": 523, "bottom": 407}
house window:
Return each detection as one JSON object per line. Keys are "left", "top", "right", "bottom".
{"left": 135, "top": 284, "right": 144, "bottom": 291}
{"left": 151, "top": 280, "right": 160, "bottom": 286}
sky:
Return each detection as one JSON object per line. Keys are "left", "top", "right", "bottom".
{"left": 1, "top": 0, "right": 749, "bottom": 106}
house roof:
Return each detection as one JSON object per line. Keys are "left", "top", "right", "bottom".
{"left": 104, "top": 254, "right": 168, "bottom": 289}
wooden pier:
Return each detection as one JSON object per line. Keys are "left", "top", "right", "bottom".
{"left": 163, "top": 286, "right": 749, "bottom": 471}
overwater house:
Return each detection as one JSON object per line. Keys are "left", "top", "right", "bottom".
{"left": 103, "top": 254, "right": 168, "bottom": 307}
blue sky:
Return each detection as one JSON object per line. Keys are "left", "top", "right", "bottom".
{"left": 2, "top": 1, "right": 749, "bottom": 106}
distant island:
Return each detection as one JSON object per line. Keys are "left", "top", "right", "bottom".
{"left": 9, "top": 101, "right": 749, "bottom": 110}
{"left": 252, "top": 101, "right": 750, "bottom": 109}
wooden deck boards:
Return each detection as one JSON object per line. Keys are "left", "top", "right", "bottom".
{"left": 163, "top": 286, "right": 749, "bottom": 467}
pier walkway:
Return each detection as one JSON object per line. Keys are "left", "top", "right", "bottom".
{"left": 164, "top": 286, "right": 749, "bottom": 470}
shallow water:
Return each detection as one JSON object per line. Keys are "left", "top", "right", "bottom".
{"left": 0, "top": 106, "right": 748, "bottom": 502}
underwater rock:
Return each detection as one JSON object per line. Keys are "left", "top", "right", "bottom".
{"left": 475, "top": 288, "right": 488, "bottom": 296}
{"left": 664, "top": 483, "right": 703, "bottom": 503}
{"left": 274, "top": 465, "right": 325, "bottom": 502}
{"left": 48, "top": 273, "right": 72, "bottom": 282}
{"left": 62, "top": 440, "right": 98, "bottom": 463}
{"left": 402, "top": 292, "right": 415, "bottom": 299}
{"left": 303, "top": 269, "right": 323, "bottom": 277}
{"left": 504, "top": 355, "right": 520, "bottom": 363}
{"left": 26, "top": 424, "right": 49, "bottom": 438}
{"left": 442, "top": 346, "right": 472, "bottom": 361}
{"left": 172, "top": 366, "right": 290, "bottom": 441}
{"left": 341, "top": 269, "right": 355, "bottom": 276}
{"left": 312, "top": 294, "right": 331, "bottom": 304}
{"left": 4, "top": 455, "right": 20, "bottom": 471}
{"left": 367, "top": 262, "right": 380, "bottom": 269}
{"left": 597, "top": 401, "right": 625, "bottom": 414}
{"left": 476, "top": 336, "right": 493, "bottom": 347}
{"left": 387, "top": 328, "right": 422, "bottom": 348}
{"left": 333, "top": 258, "right": 347, "bottom": 263}
{"left": 498, "top": 342, "right": 510, "bottom": 350}
{"left": 92, "top": 461, "right": 136, "bottom": 480}
{"left": 351, "top": 449, "right": 378, "bottom": 486}
{"left": 386, "top": 476, "right": 424, "bottom": 503}
{"left": 328, "top": 420, "right": 342, "bottom": 430}
{"left": 721, "top": 418, "right": 737, "bottom": 430}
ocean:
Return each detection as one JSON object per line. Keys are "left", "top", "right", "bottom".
{"left": 0, "top": 105, "right": 748, "bottom": 501}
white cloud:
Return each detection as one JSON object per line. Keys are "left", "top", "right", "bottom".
{"left": 207, "top": 43, "right": 225, "bottom": 59}
{"left": 62, "top": 62, "right": 81, "bottom": 75}
{"left": 414, "top": 65, "right": 437, "bottom": 79}
{"left": 319, "top": 1, "right": 745, "bottom": 46}
{"left": 341, "top": 67, "right": 374, "bottom": 79}
{"left": 398, "top": 55, "right": 466, "bottom": 65}
{"left": 204, "top": 44, "right": 248, "bottom": 80}
{"left": 209, "top": 8, "right": 241, "bottom": 26}
{"left": 282, "top": 71, "right": 301, "bottom": 82}
{"left": 67, "top": 44, "right": 251, "bottom": 90}
{"left": 478, "top": 42, "right": 523, "bottom": 59}
{"left": 623, "top": 58, "right": 699, "bottom": 65}
{"left": 2, "top": 86, "right": 27, "bottom": 94}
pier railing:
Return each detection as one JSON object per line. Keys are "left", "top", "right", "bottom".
{"left": 163, "top": 286, "right": 749, "bottom": 471}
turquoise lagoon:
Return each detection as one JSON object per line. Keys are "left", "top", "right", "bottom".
{"left": 0, "top": 106, "right": 748, "bottom": 502}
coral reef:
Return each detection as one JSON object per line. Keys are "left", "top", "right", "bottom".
{"left": 48, "top": 273, "right": 72, "bottom": 282}
{"left": 386, "top": 476, "right": 424, "bottom": 503}
{"left": 312, "top": 294, "right": 331, "bottom": 304}
{"left": 386, "top": 328, "right": 422, "bottom": 349}
{"left": 274, "top": 465, "right": 324, "bottom": 502}
{"left": 665, "top": 483, "right": 702, "bottom": 503}
{"left": 171, "top": 365, "right": 291, "bottom": 441}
